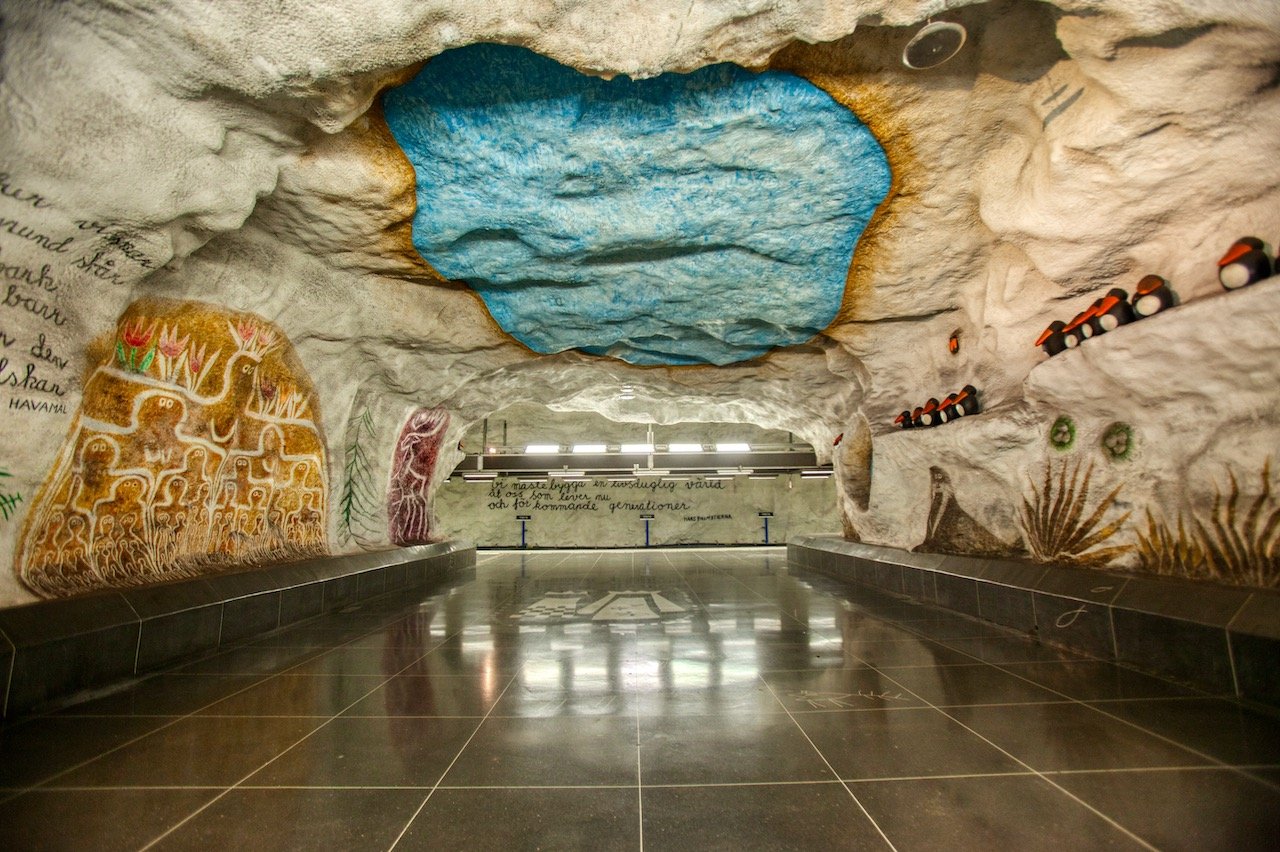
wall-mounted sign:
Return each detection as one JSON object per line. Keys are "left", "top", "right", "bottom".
{"left": 758, "top": 512, "right": 774, "bottom": 517}
{"left": 516, "top": 515, "right": 532, "bottom": 520}
{"left": 640, "top": 513, "right": 655, "bottom": 519}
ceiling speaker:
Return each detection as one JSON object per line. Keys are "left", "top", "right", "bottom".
{"left": 903, "top": 21, "right": 967, "bottom": 70}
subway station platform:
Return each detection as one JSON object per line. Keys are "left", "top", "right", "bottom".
{"left": 2, "top": 548, "right": 1278, "bottom": 850}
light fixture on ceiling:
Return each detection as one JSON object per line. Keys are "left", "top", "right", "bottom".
{"left": 572, "top": 443, "right": 607, "bottom": 454}
{"left": 715, "top": 442, "right": 750, "bottom": 453}
{"left": 903, "top": 20, "right": 967, "bottom": 70}
{"left": 620, "top": 443, "right": 654, "bottom": 454}
{"left": 524, "top": 444, "right": 560, "bottom": 454}
{"left": 667, "top": 443, "right": 703, "bottom": 453}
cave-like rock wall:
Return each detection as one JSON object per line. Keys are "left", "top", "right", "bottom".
{"left": 0, "top": 0, "right": 1278, "bottom": 605}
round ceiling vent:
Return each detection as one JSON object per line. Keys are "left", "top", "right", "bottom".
{"left": 902, "top": 21, "right": 967, "bottom": 70}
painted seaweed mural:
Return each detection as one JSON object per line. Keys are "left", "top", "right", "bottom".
{"left": 1136, "top": 460, "right": 1280, "bottom": 588}
{"left": 1020, "top": 459, "right": 1130, "bottom": 566}
{"left": 338, "top": 407, "right": 382, "bottom": 548}
{"left": 0, "top": 470, "right": 22, "bottom": 521}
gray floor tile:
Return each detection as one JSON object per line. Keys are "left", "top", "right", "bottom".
{"left": 883, "top": 663, "right": 1063, "bottom": 707}
{"left": 1051, "top": 767, "right": 1280, "bottom": 851}
{"left": 151, "top": 788, "right": 425, "bottom": 852}
{"left": 246, "top": 716, "right": 481, "bottom": 787}
{"left": 1000, "top": 660, "right": 1197, "bottom": 701}
{"left": 0, "top": 715, "right": 176, "bottom": 788}
{"left": 0, "top": 788, "right": 218, "bottom": 852}
{"left": 53, "top": 716, "right": 322, "bottom": 787}
{"left": 396, "top": 787, "right": 639, "bottom": 850}
{"left": 639, "top": 713, "right": 835, "bottom": 785}
{"left": 854, "top": 775, "right": 1144, "bottom": 850}
{"left": 196, "top": 674, "right": 388, "bottom": 717}
{"left": 949, "top": 703, "right": 1211, "bottom": 771}
{"left": 443, "top": 715, "right": 639, "bottom": 786}
{"left": 1087, "top": 698, "right": 1280, "bottom": 765}
{"left": 794, "top": 706, "right": 1025, "bottom": 780}
{"left": 642, "top": 783, "right": 884, "bottom": 850}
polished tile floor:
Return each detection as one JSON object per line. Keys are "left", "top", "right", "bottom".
{"left": 2, "top": 548, "right": 1279, "bottom": 851}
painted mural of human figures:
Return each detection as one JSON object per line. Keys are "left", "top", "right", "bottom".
{"left": 15, "top": 299, "right": 329, "bottom": 598}
{"left": 387, "top": 406, "right": 449, "bottom": 545}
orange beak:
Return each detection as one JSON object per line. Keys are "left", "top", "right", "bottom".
{"left": 1219, "top": 243, "right": 1253, "bottom": 267}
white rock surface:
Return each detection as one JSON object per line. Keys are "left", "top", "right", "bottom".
{"left": 1, "top": 0, "right": 1279, "bottom": 605}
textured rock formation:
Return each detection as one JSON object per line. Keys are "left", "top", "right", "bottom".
{"left": 0, "top": 0, "right": 1278, "bottom": 605}
{"left": 385, "top": 44, "right": 890, "bottom": 365}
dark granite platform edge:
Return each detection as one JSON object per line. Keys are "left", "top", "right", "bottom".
{"left": 787, "top": 534, "right": 1280, "bottom": 708}
{"left": 0, "top": 541, "right": 476, "bottom": 718}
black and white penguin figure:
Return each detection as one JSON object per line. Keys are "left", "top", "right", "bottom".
{"left": 894, "top": 410, "right": 914, "bottom": 429}
{"left": 955, "top": 385, "right": 980, "bottom": 416}
{"left": 936, "top": 394, "right": 958, "bottom": 423}
{"left": 1218, "top": 236, "right": 1273, "bottom": 290}
{"left": 910, "top": 405, "right": 925, "bottom": 427}
{"left": 1036, "top": 320, "right": 1068, "bottom": 356}
{"left": 1065, "top": 309, "right": 1092, "bottom": 345}
{"left": 1130, "top": 274, "right": 1175, "bottom": 318}
{"left": 1090, "top": 288, "right": 1135, "bottom": 334}
{"left": 918, "top": 398, "right": 941, "bottom": 427}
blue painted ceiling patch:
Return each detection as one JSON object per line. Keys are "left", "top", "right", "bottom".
{"left": 384, "top": 44, "right": 891, "bottom": 366}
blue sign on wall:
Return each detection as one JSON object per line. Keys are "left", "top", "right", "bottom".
{"left": 385, "top": 44, "right": 891, "bottom": 366}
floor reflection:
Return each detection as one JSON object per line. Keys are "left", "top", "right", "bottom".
{"left": 3, "top": 548, "right": 1277, "bottom": 851}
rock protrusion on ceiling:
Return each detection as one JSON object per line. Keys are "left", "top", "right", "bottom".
{"left": 384, "top": 43, "right": 892, "bottom": 366}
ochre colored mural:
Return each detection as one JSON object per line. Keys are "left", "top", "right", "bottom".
{"left": 387, "top": 406, "right": 448, "bottom": 546}
{"left": 16, "top": 299, "right": 328, "bottom": 598}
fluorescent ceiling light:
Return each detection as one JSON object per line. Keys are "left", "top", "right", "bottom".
{"left": 706, "top": 476, "right": 733, "bottom": 481}
{"left": 462, "top": 473, "right": 497, "bottom": 481}
{"left": 636, "top": 469, "right": 671, "bottom": 476}
{"left": 667, "top": 443, "right": 702, "bottom": 453}
{"left": 749, "top": 474, "right": 777, "bottom": 480}
{"left": 524, "top": 444, "right": 559, "bottom": 454}
{"left": 716, "top": 442, "right": 750, "bottom": 452}
{"left": 519, "top": 477, "right": 547, "bottom": 483}
{"left": 572, "top": 443, "right": 607, "bottom": 454}
{"left": 547, "top": 470, "right": 586, "bottom": 477}
{"left": 620, "top": 443, "right": 654, "bottom": 453}
{"left": 717, "top": 469, "right": 752, "bottom": 475}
